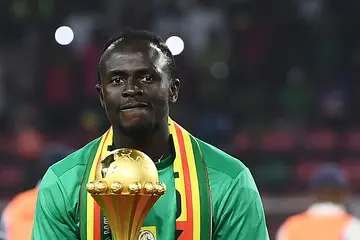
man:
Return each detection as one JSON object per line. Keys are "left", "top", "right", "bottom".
{"left": 32, "top": 30, "right": 269, "bottom": 240}
{"left": 276, "top": 165, "right": 360, "bottom": 240}
{"left": 0, "top": 144, "right": 72, "bottom": 240}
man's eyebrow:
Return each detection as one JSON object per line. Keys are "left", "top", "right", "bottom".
{"left": 107, "top": 67, "right": 158, "bottom": 76}
{"left": 107, "top": 69, "right": 128, "bottom": 77}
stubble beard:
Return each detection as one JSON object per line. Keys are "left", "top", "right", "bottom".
{"left": 118, "top": 120, "right": 158, "bottom": 139}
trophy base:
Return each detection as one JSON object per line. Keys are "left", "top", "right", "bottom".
{"left": 93, "top": 194, "right": 160, "bottom": 240}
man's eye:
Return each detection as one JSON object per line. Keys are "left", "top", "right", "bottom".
{"left": 140, "top": 75, "right": 153, "bottom": 83}
{"left": 110, "top": 76, "right": 124, "bottom": 84}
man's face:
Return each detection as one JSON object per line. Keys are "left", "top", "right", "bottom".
{"left": 97, "top": 40, "right": 179, "bottom": 135}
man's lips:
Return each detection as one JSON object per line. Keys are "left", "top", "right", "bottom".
{"left": 119, "top": 102, "right": 148, "bottom": 111}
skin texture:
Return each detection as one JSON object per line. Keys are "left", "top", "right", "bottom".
{"left": 96, "top": 39, "right": 180, "bottom": 161}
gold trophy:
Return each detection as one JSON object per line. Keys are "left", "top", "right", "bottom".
{"left": 86, "top": 148, "right": 166, "bottom": 240}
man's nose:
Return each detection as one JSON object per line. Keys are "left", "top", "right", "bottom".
{"left": 121, "top": 80, "right": 143, "bottom": 98}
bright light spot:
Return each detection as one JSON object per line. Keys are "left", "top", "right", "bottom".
{"left": 55, "top": 26, "right": 74, "bottom": 45}
{"left": 165, "top": 36, "right": 184, "bottom": 56}
{"left": 210, "top": 62, "right": 229, "bottom": 80}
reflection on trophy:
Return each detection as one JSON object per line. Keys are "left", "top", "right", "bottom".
{"left": 86, "top": 148, "right": 166, "bottom": 240}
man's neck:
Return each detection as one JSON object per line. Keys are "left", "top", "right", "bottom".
{"left": 112, "top": 123, "right": 171, "bottom": 162}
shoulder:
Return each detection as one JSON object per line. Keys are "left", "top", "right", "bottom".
{"left": 38, "top": 138, "right": 101, "bottom": 212}
{"left": 198, "top": 138, "right": 270, "bottom": 237}
{"left": 195, "top": 138, "right": 260, "bottom": 208}
{"left": 49, "top": 137, "right": 101, "bottom": 178}
{"left": 196, "top": 138, "right": 247, "bottom": 180}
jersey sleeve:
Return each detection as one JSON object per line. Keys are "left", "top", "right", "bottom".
{"left": 213, "top": 167, "right": 269, "bottom": 240}
{"left": 31, "top": 168, "right": 78, "bottom": 239}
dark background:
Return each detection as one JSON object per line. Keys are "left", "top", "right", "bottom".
{"left": 0, "top": 0, "right": 360, "bottom": 238}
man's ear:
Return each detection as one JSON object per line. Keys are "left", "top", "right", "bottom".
{"left": 169, "top": 78, "right": 180, "bottom": 103}
{"left": 95, "top": 83, "right": 105, "bottom": 108}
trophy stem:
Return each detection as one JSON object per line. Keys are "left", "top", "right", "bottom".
{"left": 93, "top": 194, "right": 161, "bottom": 240}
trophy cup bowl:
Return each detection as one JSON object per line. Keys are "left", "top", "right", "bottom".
{"left": 86, "top": 148, "right": 166, "bottom": 240}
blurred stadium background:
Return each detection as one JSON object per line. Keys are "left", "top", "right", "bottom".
{"left": 0, "top": 0, "right": 360, "bottom": 238}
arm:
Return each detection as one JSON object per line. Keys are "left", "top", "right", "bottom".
{"left": 213, "top": 168, "right": 269, "bottom": 240}
{"left": 32, "top": 169, "right": 78, "bottom": 239}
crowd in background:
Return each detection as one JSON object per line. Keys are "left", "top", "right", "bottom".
{"left": 0, "top": 0, "right": 360, "bottom": 237}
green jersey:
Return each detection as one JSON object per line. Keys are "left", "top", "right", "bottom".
{"left": 32, "top": 135, "right": 269, "bottom": 239}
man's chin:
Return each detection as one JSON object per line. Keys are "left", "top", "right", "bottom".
{"left": 118, "top": 121, "right": 156, "bottom": 137}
